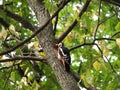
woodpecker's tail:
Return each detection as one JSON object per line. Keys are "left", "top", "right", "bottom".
{"left": 65, "top": 62, "right": 70, "bottom": 72}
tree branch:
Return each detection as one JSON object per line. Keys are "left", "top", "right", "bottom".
{"left": 51, "top": 0, "right": 71, "bottom": 19}
{"left": 95, "top": 38, "right": 115, "bottom": 41}
{"left": 111, "top": 31, "right": 120, "bottom": 38}
{"left": 0, "top": 56, "right": 47, "bottom": 63}
{"left": 94, "top": 43, "right": 103, "bottom": 56}
{"left": 53, "top": 14, "right": 59, "bottom": 35}
{"left": 69, "top": 11, "right": 116, "bottom": 52}
{"left": 57, "top": 19, "right": 78, "bottom": 43}
{"left": 102, "top": 0, "right": 120, "bottom": 6}
{"left": 69, "top": 37, "right": 115, "bottom": 52}
{"left": 0, "top": 17, "right": 9, "bottom": 28}
{"left": 79, "top": 0, "right": 91, "bottom": 17}
{"left": 0, "top": 6, "right": 37, "bottom": 32}
{"left": 57, "top": 0, "right": 92, "bottom": 43}
{"left": 69, "top": 42, "right": 94, "bottom": 51}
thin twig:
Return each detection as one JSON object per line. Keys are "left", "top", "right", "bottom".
{"left": 104, "top": 56, "right": 117, "bottom": 74}
{"left": 93, "top": 0, "right": 102, "bottom": 40}
{"left": 95, "top": 43, "right": 118, "bottom": 76}
{"left": 77, "top": 61, "right": 82, "bottom": 74}
{"left": 99, "top": 13, "right": 117, "bottom": 25}
{"left": 3, "top": 61, "right": 15, "bottom": 90}
{"left": 95, "top": 38, "right": 115, "bottom": 41}
{"left": 94, "top": 43, "right": 103, "bottom": 56}
{"left": 69, "top": 42, "right": 94, "bottom": 51}
{"left": 111, "top": 31, "right": 120, "bottom": 38}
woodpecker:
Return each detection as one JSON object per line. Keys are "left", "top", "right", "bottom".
{"left": 57, "top": 42, "right": 71, "bottom": 72}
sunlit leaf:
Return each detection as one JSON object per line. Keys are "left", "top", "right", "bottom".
{"left": 116, "top": 38, "right": 120, "bottom": 48}
{"left": 115, "top": 22, "right": 120, "bottom": 30}
{"left": 103, "top": 47, "right": 110, "bottom": 56}
{"left": 40, "top": 52, "right": 46, "bottom": 57}
{"left": 24, "top": 67, "right": 29, "bottom": 75}
{"left": 28, "top": 42, "right": 34, "bottom": 49}
{"left": 81, "top": 74, "right": 89, "bottom": 88}
{"left": 9, "top": 25, "right": 15, "bottom": 31}
{"left": 33, "top": 41, "right": 40, "bottom": 50}
{"left": 0, "top": 27, "right": 8, "bottom": 40}
{"left": 93, "top": 61, "right": 101, "bottom": 71}
{"left": 9, "top": 24, "right": 20, "bottom": 37}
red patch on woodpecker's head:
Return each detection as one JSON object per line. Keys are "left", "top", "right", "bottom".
{"left": 53, "top": 43, "right": 58, "bottom": 51}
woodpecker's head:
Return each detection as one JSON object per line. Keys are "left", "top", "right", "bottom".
{"left": 58, "top": 42, "right": 64, "bottom": 48}
{"left": 53, "top": 42, "right": 64, "bottom": 51}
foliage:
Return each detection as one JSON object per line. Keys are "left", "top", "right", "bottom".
{"left": 0, "top": 0, "right": 120, "bottom": 90}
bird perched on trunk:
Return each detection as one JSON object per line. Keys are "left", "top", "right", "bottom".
{"left": 56, "top": 42, "right": 71, "bottom": 72}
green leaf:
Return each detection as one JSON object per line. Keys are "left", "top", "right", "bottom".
{"left": 115, "top": 22, "right": 120, "bottom": 30}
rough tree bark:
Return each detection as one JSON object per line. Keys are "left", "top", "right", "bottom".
{"left": 27, "top": 0, "right": 79, "bottom": 90}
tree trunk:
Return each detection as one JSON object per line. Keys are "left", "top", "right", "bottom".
{"left": 27, "top": 0, "right": 79, "bottom": 90}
